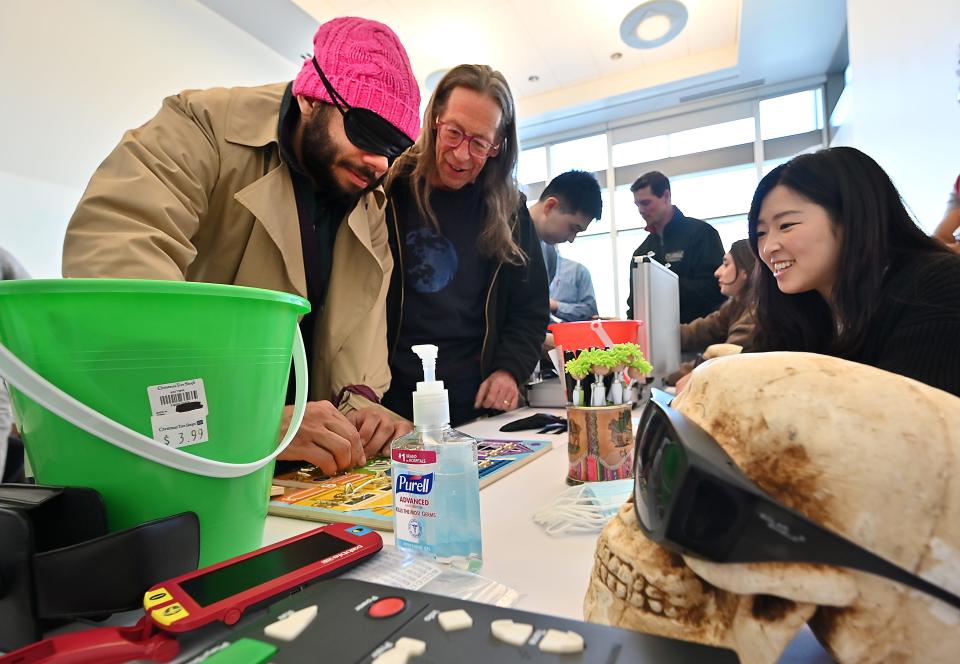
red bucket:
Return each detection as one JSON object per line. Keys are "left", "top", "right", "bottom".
{"left": 548, "top": 320, "right": 642, "bottom": 352}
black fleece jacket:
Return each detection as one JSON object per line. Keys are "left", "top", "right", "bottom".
{"left": 625, "top": 206, "right": 725, "bottom": 323}
{"left": 846, "top": 252, "right": 960, "bottom": 396}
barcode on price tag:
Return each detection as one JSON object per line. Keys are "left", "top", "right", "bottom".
{"left": 147, "top": 379, "right": 210, "bottom": 448}
{"left": 147, "top": 379, "right": 208, "bottom": 418}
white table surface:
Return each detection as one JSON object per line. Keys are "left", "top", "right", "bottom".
{"left": 264, "top": 407, "right": 589, "bottom": 619}
{"left": 264, "top": 406, "right": 833, "bottom": 663}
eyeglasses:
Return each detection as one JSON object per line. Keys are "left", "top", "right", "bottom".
{"left": 634, "top": 388, "right": 960, "bottom": 611}
{"left": 434, "top": 120, "right": 501, "bottom": 159}
{"left": 311, "top": 57, "right": 413, "bottom": 163}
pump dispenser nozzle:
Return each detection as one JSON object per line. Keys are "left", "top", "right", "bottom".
{"left": 412, "top": 344, "right": 438, "bottom": 383}
{"left": 410, "top": 344, "right": 449, "bottom": 428}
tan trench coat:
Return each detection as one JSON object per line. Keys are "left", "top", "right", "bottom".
{"left": 62, "top": 83, "right": 391, "bottom": 412}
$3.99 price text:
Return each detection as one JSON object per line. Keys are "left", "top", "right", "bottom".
{"left": 162, "top": 425, "right": 205, "bottom": 446}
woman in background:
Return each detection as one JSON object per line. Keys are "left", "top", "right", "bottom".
{"left": 747, "top": 147, "right": 960, "bottom": 396}
{"left": 669, "top": 239, "right": 756, "bottom": 385}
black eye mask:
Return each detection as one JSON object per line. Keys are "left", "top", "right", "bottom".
{"left": 312, "top": 57, "right": 413, "bottom": 163}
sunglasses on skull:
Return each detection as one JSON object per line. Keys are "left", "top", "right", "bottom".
{"left": 311, "top": 57, "right": 414, "bottom": 163}
{"left": 634, "top": 389, "right": 960, "bottom": 611}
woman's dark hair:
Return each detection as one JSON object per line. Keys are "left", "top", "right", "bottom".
{"left": 728, "top": 238, "right": 757, "bottom": 291}
{"left": 726, "top": 238, "right": 757, "bottom": 318}
{"left": 747, "top": 146, "right": 948, "bottom": 356}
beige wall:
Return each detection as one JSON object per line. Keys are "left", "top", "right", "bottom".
{"left": 0, "top": 0, "right": 298, "bottom": 276}
{"left": 837, "top": 0, "right": 960, "bottom": 230}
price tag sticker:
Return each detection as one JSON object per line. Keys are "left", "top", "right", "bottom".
{"left": 151, "top": 412, "right": 208, "bottom": 448}
{"left": 147, "top": 379, "right": 208, "bottom": 418}
{"left": 147, "top": 379, "right": 210, "bottom": 448}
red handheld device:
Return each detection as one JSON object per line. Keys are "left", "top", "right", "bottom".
{"left": 0, "top": 523, "right": 382, "bottom": 664}
{"left": 142, "top": 522, "right": 381, "bottom": 632}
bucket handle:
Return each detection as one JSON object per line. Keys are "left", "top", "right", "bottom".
{"left": 0, "top": 327, "right": 308, "bottom": 479}
{"left": 590, "top": 320, "right": 616, "bottom": 348}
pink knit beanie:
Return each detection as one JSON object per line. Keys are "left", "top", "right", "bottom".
{"left": 293, "top": 17, "right": 421, "bottom": 142}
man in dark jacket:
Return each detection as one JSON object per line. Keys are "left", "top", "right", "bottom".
{"left": 625, "top": 171, "right": 725, "bottom": 323}
{"left": 383, "top": 65, "right": 548, "bottom": 426}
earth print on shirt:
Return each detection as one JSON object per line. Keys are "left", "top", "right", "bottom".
{"left": 405, "top": 227, "right": 458, "bottom": 293}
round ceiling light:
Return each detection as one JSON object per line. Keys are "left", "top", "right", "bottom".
{"left": 620, "top": 0, "right": 688, "bottom": 50}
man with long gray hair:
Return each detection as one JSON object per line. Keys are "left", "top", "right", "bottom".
{"left": 383, "top": 65, "right": 548, "bottom": 426}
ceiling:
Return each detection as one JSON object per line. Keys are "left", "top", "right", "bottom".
{"left": 199, "top": 0, "right": 848, "bottom": 142}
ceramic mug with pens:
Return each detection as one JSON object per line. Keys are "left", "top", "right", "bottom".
{"left": 566, "top": 402, "right": 634, "bottom": 484}
{"left": 549, "top": 322, "right": 651, "bottom": 485}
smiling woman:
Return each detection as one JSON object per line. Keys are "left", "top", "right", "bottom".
{"left": 746, "top": 147, "right": 960, "bottom": 396}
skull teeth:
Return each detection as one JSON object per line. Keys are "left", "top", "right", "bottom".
{"left": 615, "top": 581, "right": 627, "bottom": 599}
{"left": 608, "top": 557, "right": 621, "bottom": 577}
{"left": 605, "top": 570, "right": 618, "bottom": 591}
{"left": 594, "top": 549, "right": 705, "bottom": 620}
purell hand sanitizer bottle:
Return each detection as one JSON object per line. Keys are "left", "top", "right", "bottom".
{"left": 391, "top": 344, "right": 482, "bottom": 571}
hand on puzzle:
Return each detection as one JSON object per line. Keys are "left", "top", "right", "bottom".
{"left": 278, "top": 400, "right": 365, "bottom": 475}
{"left": 347, "top": 407, "right": 414, "bottom": 459}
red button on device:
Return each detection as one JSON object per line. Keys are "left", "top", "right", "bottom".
{"left": 367, "top": 597, "right": 406, "bottom": 618}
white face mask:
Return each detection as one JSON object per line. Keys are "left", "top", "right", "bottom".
{"left": 533, "top": 479, "right": 634, "bottom": 536}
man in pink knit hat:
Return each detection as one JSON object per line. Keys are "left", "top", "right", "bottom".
{"left": 63, "top": 17, "right": 420, "bottom": 474}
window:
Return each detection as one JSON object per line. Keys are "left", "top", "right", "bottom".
{"left": 612, "top": 134, "right": 670, "bottom": 167}
{"left": 759, "top": 89, "right": 823, "bottom": 140}
{"left": 518, "top": 146, "right": 547, "bottom": 185}
{"left": 549, "top": 134, "right": 607, "bottom": 177}
{"left": 580, "top": 188, "right": 612, "bottom": 236}
{"left": 614, "top": 228, "right": 649, "bottom": 316}
{"left": 710, "top": 214, "right": 750, "bottom": 251}
{"left": 668, "top": 117, "right": 755, "bottom": 157}
{"left": 613, "top": 184, "right": 644, "bottom": 232}
{"left": 611, "top": 118, "right": 754, "bottom": 167}
{"left": 669, "top": 164, "right": 757, "bottom": 221}
{"left": 556, "top": 235, "right": 616, "bottom": 316}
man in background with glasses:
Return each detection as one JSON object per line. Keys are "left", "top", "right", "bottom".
{"left": 62, "top": 18, "right": 420, "bottom": 473}
{"left": 382, "top": 65, "right": 549, "bottom": 426}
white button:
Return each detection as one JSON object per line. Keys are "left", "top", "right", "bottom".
{"left": 538, "top": 628, "right": 585, "bottom": 654}
{"left": 371, "top": 648, "right": 409, "bottom": 664}
{"left": 371, "top": 637, "right": 428, "bottom": 664}
{"left": 437, "top": 609, "right": 473, "bottom": 632}
{"left": 263, "top": 605, "right": 318, "bottom": 642}
{"left": 395, "top": 637, "right": 426, "bottom": 656}
{"left": 490, "top": 619, "right": 533, "bottom": 647}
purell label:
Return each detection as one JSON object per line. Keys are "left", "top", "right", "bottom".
{"left": 395, "top": 473, "right": 433, "bottom": 495}
{"left": 392, "top": 448, "right": 438, "bottom": 552}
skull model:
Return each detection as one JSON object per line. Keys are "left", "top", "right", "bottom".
{"left": 584, "top": 352, "right": 960, "bottom": 663}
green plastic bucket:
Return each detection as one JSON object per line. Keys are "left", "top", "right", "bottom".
{"left": 0, "top": 279, "right": 310, "bottom": 566}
